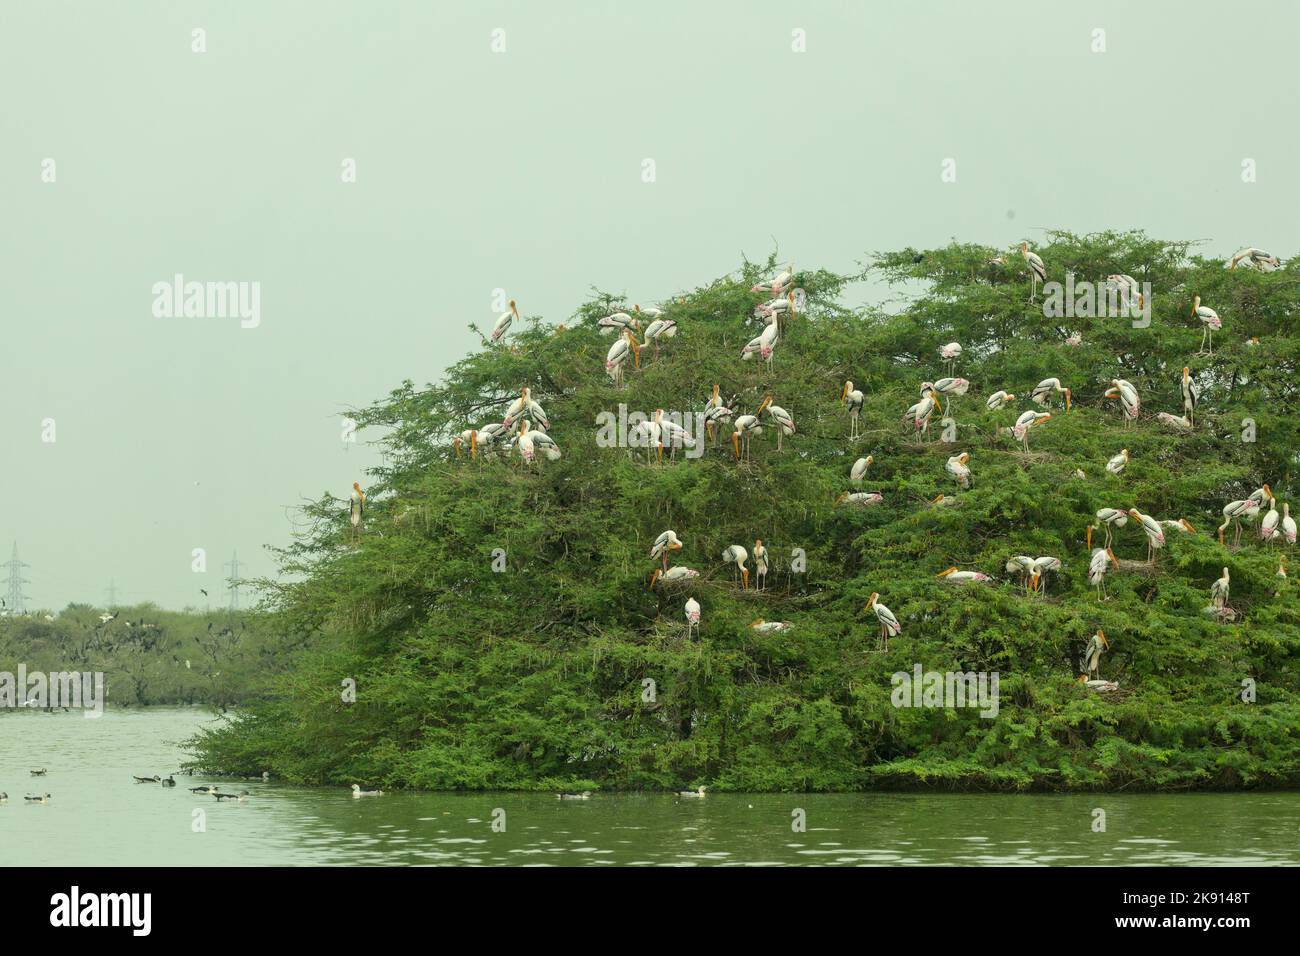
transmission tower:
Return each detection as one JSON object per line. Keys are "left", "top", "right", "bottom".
{"left": 224, "top": 550, "right": 244, "bottom": 611}
{"left": 3, "top": 542, "right": 32, "bottom": 614}
{"left": 105, "top": 578, "right": 119, "bottom": 607}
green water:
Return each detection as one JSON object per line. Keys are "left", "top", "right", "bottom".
{"left": 2, "top": 708, "right": 1298, "bottom": 866}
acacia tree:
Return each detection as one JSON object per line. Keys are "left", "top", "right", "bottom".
{"left": 191, "top": 232, "right": 1300, "bottom": 791}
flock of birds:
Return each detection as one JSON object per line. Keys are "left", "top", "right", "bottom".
{"left": 342, "top": 244, "right": 1291, "bottom": 697}
{"left": 0, "top": 767, "right": 274, "bottom": 806}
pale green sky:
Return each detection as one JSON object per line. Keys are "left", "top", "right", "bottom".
{"left": 2, "top": 1, "right": 1296, "bottom": 610}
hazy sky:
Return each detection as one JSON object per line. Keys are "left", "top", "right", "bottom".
{"left": 2, "top": 1, "right": 1296, "bottom": 610}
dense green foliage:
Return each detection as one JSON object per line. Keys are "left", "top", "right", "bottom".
{"left": 191, "top": 232, "right": 1300, "bottom": 791}
{"left": 0, "top": 605, "right": 283, "bottom": 709}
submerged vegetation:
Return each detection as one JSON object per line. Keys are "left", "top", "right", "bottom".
{"left": 191, "top": 231, "right": 1300, "bottom": 791}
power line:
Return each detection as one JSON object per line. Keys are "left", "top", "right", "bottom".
{"left": 224, "top": 550, "right": 244, "bottom": 611}
{"left": 3, "top": 541, "right": 32, "bottom": 614}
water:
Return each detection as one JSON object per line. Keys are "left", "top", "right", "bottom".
{"left": 2, "top": 708, "right": 1298, "bottom": 866}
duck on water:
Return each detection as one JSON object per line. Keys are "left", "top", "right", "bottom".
{"left": 351, "top": 784, "right": 383, "bottom": 797}
{"left": 25, "top": 793, "right": 51, "bottom": 803}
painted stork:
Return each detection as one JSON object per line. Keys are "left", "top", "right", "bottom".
{"left": 503, "top": 386, "right": 549, "bottom": 430}
{"left": 759, "top": 397, "right": 795, "bottom": 451}
{"left": 1156, "top": 412, "right": 1193, "bottom": 433}
{"left": 1192, "top": 295, "right": 1221, "bottom": 355}
{"left": 649, "top": 566, "right": 699, "bottom": 588}
{"left": 1105, "top": 274, "right": 1144, "bottom": 311}
{"left": 1260, "top": 496, "right": 1280, "bottom": 542}
{"left": 349, "top": 482, "right": 365, "bottom": 543}
{"left": 490, "top": 299, "right": 519, "bottom": 342}
{"left": 1160, "top": 518, "right": 1197, "bottom": 535}
{"left": 1229, "top": 247, "right": 1281, "bottom": 271}
{"left": 864, "top": 592, "right": 901, "bottom": 652}
{"left": 1020, "top": 241, "right": 1046, "bottom": 302}
{"left": 750, "top": 619, "right": 793, "bottom": 634}
{"left": 936, "top": 568, "right": 991, "bottom": 583}
{"left": 986, "top": 389, "right": 1015, "bottom": 410}
{"left": 1031, "top": 378, "right": 1071, "bottom": 412}
{"left": 684, "top": 597, "right": 701, "bottom": 638}
{"left": 639, "top": 306, "right": 677, "bottom": 355}
{"left": 1080, "top": 630, "right": 1109, "bottom": 680}
{"left": 1106, "top": 449, "right": 1129, "bottom": 476}
{"left": 752, "top": 263, "right": 794, "bottom": 296}
{"left": 753, "top": 539, "right": 770, "bottom": 591}
{"left": 850, "top": 455, "right": 874, "bottom": 484}
{"left": 741, "top": 321, "right": 780, "bottom": 368}
{"left": 1012, "top": 410, "right": 1050, "bottom": 452}
{"left": 1105, "top": 379, "right": 1140, "bottom": 425}
{"left": 842, "top": 381, "right": 865, "bottom": 439}
{"left": 1181, "top": 367, "right": 1199, "bottom": 425}
{"left": 835, "top": 491, "right": 883, "bottom": 508}
{"left": 905, "top": 390, "right": 939, "bottom": 441}
{"left": 1089, "top": 548, "right": 1118, "bottom": 600}
{"left": 731, "top": 402, "right": 767, "bottom": 463}
{"left": 722, "top": 544, "right": 750, "bottom": 590}
{"left": 938, "top": 342, "right": 962, "bottom": 375}
{"left": 946, "top": 452, "right": 972, "bottom": 489}
{"left": 1128, "top": 509, "right": 1166, "bottom": 564}
{"left": 1282, "top": 503, "right": 1296, "bottom": 545}
{"left": 1029, "top": 556, "right": 1061, "bottom": 598}
{"left": 597, "top": 311, "right": 640, "bottom": 336}
{"left": 1210, "top": 567, "right": 1231, "bottom": 608}
{"left": 605, "top": 328, "right": 640, "bottom": 386}
{"left": 650, "top": 530, "right": 683, "bottom": 570}
{"left": 1006, "top": 555, "right": 1037, "bottom": 595}
{"left": 656, "top": 410, "right": 697, "bottom": 460}
{"left": 1219, "top": 497, "right": 1262, "bottom": 547}
{"left": 1089, "top": 508, "right": 1128, "bottom": 550}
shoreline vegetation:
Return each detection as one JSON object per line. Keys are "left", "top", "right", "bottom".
{"left": 80, "top": 233, "right": 1300, "bottom": 791}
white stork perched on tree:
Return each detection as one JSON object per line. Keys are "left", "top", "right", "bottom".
{"left": 936, "top": 567, "right": 991, "bottom": 583}
{"left": 1006, "top": 555, "right": 1037, "bottom": 595}
{"left": 864, "top": 592, "right": 901, "bottom": 652}
{"left": 1210, "top": 567, "right": 1231, "bottom": 608}
{"left": 632, "top": 416, "right": 662, "bottom": 464}
{"left": 1088, "top": 508, "right": 1128, "bottom": 550}
{"left": 986, "top": 389, "right": 1016, "bottom": 410}
{"left": 605, "top": 329, "right": 640, "bottom": 386}
{"left": 731, "top": 400, "right": 768, "bottom": 463}
{"left": 684, "top": 597, "right": 701, "bottom": 638}
{"left": 649, "top": 566, "right": 699, "bottom": 588}
{"left": 905, "top": 390, "right": 939, "bottom": 441}
{"left": 1181, "top": 367, "right": 1199, "bottom": 426}
{"left": 1089, "top": 548, "right": 1118, "bottom": 600}
{"left": 1028, "top": 556, "right": 1061, "bottom": 598}
{"left": 597, "top": 311, "right": 640, "bottom": 336}
{"left": 650, "top": 530, "right": 683, "bottom": 570}
{"left": 1283, "top": 503, "right": 1297, "bottom": 545}
{"left": 842, "top": 381, "right": 865, "bottom": 439}
{"left": 750, "top": 619, "right": 793, "bottom": 634}
{"left": 349, "top": 482, "right": 365, "bottom": 543}
{"left": 850, "top": 455, "right": 874, "bottom": 484}
{"left": 503, "top": 386, "right": 549, "bottom": 430}
{"left": 490, "top": 299, "right": 520, "bottom": 343}
{"left": 760, "top": 396, "right": 796, "bottom": 451}
{"left": 1106, "top": 449, "right": 1129, "bottom": 476}
{"left": 722, "top": 545, "right": 750, "bottom": 590}
{"left": 1156, "top": 412, "right": 1193, "bottom": 433}
{"left": 923, "top": 378, "right": 970, "bottom": 413}
{"left": 1031, "top": 378, "right": 1071, "bottom": 413}
{"left": 638, "top": 306, "right": 677, "bottom": 356}
{"left": 1012, "top": 410, "right": 1050, "bottom": 452}
{"left": 1020, "top": 241, "right": 1046, "bottom": 302}
{"left": 1260, "top": 496, "right": 1280, "bottom": 542}
{"left": 655, "top": 410, "right": 696, "bottom": 460}
{"left": 946, "top": 452, "right": 972, "bottom": 489}
{"left": 938, "top": 342, "right": 962, "bottom": 375}
{"left": 1229, "top": 247, "right": 1281, "bottom": 271}
{"left": 1105, "top": 379, "right": 1140, "bottom": 425}
{"left": 753, "top": 539, "right": 770, "bottom": 591}
{"left": 1080, "top": 630, "right": 1109, "bottom": 680}
{"left": 1192, "top": 296, "right": 1221, "bottom": 355}
{"left": 741, "top": 321, "right": 780, "bottom": 369}
{"left": 835, "top": 491, "right": 883, "bottom": 508}
{"left": 1218, "top": 497, "right": 1262, "bottom": 547}
{"left": 751, "top": 263, "right": 794, "bottom": 296}
{"left": 1128, "top": 509, "right": 1166, "bottom": 564}
{"left": 1105, "top": 274, "right": 1144, "bottom": 311}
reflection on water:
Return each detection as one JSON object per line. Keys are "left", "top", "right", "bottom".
{"left": 2, "top": 708, "right": 1297, "bottom": 866}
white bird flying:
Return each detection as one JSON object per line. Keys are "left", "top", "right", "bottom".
{"left": 490, "top": 299, "right": 520, "bottom": 342}
{"left": 722, "top": 544, "right": 750, "bottom": 590}
{"left": 946, "top": 452, "right": 972, "bottom": 489}
{"left": 864, "top": 592, "right": 901, "bottom": 652}
{"left": 842, "top": 381, "right": 865, "bottom": 439}
{"left": 1030, "top": 378, "right": 1071, "bottom": 413}
{"left": 1229, "top": 247, "right": 1281, "bottom": 271}
{"left": 1192, "top": 295, "right": 1221, "bottom": 355}
{"left": 1020, "top": 241, "right": 1046, "bottom": 302}
{"left": 850, "top": 455, "right": 874, "bottom": 484}
{"left": 1128, "top": 508, "right": 1166, "bottom": 564}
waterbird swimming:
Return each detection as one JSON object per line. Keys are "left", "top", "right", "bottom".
{"left": 351, "top": 784, "right": 383, "bottom": 797}
{"left": 30, "top": 769, "right": 47, "bottom": 776}
{"left": 557, "top": 791, "right": 591, "bottom": 800}
{"left": 133, "top": 775, "right": 161, "bottom": 784}
{"left": 188, "top": 785, "right": 220, "bottom": 795}
{"left": 677, "top": 786, "right": 707, "bottom": 798}
{"left": 25, "top": 793, "right": 51, "bottom": 803}
{"left": 213, "top": 790, "right": 249, "bottom": 801}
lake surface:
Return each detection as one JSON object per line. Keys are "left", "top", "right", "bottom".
{"left": 2, "top": 708, "right": 1298, "bottom": 866}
